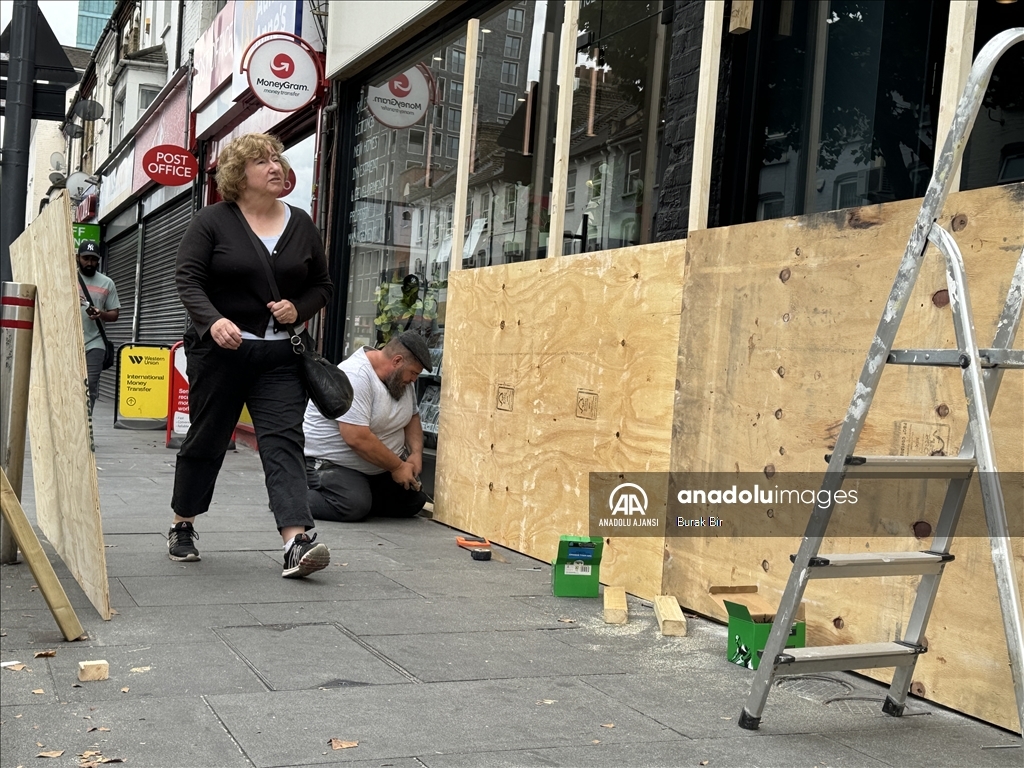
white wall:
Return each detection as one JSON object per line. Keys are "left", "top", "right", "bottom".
{"left": 325, "top": 0, "right": 446, "bottom": 80}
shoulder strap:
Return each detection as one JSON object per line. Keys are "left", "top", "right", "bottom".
{"left": 227, "top": 202, "right": 299, "bottom": 340}
{"left": 77, "top": 271, "right": 110, "bottom": 343}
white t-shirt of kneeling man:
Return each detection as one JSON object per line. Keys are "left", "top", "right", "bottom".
{"left": 303, "top": 346, "right": 418, "bottom": 476}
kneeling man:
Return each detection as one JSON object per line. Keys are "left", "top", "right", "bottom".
{"left": 304, "top": 331, "right": 430, "bottom": 522}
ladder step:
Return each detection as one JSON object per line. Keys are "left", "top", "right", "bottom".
{"left": 824, "top": 454, "right": 976, "bottom": 478}
{"left": 888, "top": 348, "right": 1024, "bottom": 369}
{"left": 773, "top": 642, "right": 925, "bottom": 676}
{"left": 791, "top": 551, "right": 954, "bottom": 579}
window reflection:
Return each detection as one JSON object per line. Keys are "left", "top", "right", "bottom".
{"left": 342, "top": 1, "right": 563, "bottom": 361}
{"left": 563, "top": 1, "right": 673, "bottom": 254}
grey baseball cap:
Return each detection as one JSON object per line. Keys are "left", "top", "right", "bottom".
{"left": 396, "top": 331, "right": 432, "bottom": 372}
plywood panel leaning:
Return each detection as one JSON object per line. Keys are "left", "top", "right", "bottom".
{"left": 9, "top": 191, "right": 111, "bottom": 620}
{"left": 435, "top": 242, "right": 686, "bottom": 599}
{"left": 666, "top": 183, "right": 1024, "bottom": 730}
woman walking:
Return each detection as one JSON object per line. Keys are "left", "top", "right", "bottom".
{"left": 168, "top": 132, "right": 332, "bottom": 578}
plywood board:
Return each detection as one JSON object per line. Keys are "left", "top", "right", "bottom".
{"left": 435, "top": 242, "right": 686, "bottom": 599}
{"left": 667, "top": 183, "right": 1024, "bottom": 730}
{"left": 10, "top": 192, "right": 111, "bottom": 620}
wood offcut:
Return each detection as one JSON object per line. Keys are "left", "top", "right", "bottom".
{"left": 603, "top": 586, "right": 628, "bottom": 624}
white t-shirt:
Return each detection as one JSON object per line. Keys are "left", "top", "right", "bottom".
{"left": 303, "top": 347, "right": 418, "bottom": 475}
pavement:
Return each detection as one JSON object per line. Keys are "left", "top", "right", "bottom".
{"left": 2, "top": 399, "right": 1021, "bottom": 768}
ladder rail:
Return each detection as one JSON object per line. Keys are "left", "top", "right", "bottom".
{"left": 887, "top": 247, "right": 1023, "bottom": 716}
{"left": 739, "top": 28, "right": 1024, "bottom": 732}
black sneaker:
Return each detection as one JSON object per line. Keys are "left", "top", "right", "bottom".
{"left": 282, "top": 532, "right": 329, "bottom": 579}
{"left": 167, "top": 521, "right": 200, "bottom": 562}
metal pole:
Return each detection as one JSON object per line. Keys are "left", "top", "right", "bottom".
{"left": 0, "top": 0, "right": 39, "bottom": 283}
{"left": 0, "top": 282, "right": 37, "bottom": 563}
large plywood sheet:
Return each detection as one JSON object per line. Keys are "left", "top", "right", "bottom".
{"left": 10, "top": 193, "right": 111, "bottom": 620}
{"left": 667, "top": 184, "right": 1024, "bottom": 730}
{"left": 435, "top": 243, "right": 686, "bottom": 599}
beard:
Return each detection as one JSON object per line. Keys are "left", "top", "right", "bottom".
{"left": 79, "top": 265, "right": 97, "bottom": 277}
{"left": 384, "top": 368, "right": 409, "bottom": 400}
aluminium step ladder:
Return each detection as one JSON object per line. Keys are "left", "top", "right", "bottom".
{"left": 738, "top": 27, "right": 1024, "bottom": 735}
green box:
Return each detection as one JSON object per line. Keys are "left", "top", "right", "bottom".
{"left": 724, "top": 600, "right": 806, "bottom": 670}
{"left": 551, "top": 535, "right": 603, "bottom": 597}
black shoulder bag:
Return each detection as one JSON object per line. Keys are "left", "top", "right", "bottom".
{"left": 77, "top": 272, "right": 116, "bottom": 370}
{"left": 229, "top": 204, "right": 353, "bottom": 420}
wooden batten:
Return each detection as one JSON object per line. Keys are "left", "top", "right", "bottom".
{"left": 729, "top": 0, "right": 754, "bottom": 34}
{"left": 434, "top": 241, "right": 686, "bottom": 599}
{"left": 935, "top": 0, "right": 978, "bottom": 193}
{"left": 546, "top": 0, "right": 581, "bottom": 258}
{"left": 688, "top": 0, "right": 726, "bottom": 233}
{"left": 10, "top": 192, "right": 111, "bottom": 621}
{"left": 667, "top": 183, "right": 1024, "bottom": 731}
{"left": 450, "top": 17, "right": 481, "bottom": 268}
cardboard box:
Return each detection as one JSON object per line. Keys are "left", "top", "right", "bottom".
{"left": 711, "top": 586, "right": 805, "bottom": 670}
{"left": 552, "top": 535, "right": 603, "bottom": 597}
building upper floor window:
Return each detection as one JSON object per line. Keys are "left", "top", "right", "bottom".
{"left": 501, "top": 61, "right": 519, "bottom": 85}
{"left": 507, "top": 8, "right": 525, "bottom": 33}
{"left": 498, "top": 91, "right": 516, "bottom": 116}
{"left": 504, "top": 35, "right": 521, "bottom": 58}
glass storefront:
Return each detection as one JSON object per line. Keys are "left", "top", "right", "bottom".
{"left": 719, "top": 0, "right": 950, "bottom": 223}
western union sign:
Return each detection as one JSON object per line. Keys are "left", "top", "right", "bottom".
{"left": 117, "top": 345, "right": 171, "bottom": 421}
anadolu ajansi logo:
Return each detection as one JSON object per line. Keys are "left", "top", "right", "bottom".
{"left": 389, "top": 74, "right": 412, "bottom": 98}
{"left": 609, "top": 483, "right": 648, "bottom": 516}
{"left": 271, "top": 53, "right": 295, "bottom": 79}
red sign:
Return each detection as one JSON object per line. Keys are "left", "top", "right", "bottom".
{"left": 277, "top": 167, "right": 297, "bottom": 198}
{"left": 143, "top": 145, "right": 199, "bottom": 186}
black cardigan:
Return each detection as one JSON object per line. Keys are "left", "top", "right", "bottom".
{"left": 175, "top": 201, "right": 333, "bottom": 338}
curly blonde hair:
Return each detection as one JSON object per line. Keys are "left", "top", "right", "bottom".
{"left": 215, "top": 133, "right": 291, "bottom": 202}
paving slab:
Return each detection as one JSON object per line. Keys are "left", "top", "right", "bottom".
{"left": 214, "top": 622, "right": 414, "bottom": 689}
{"left": 419, "top": 733, "right": 890, "bottom": 768}
{"left": 0, "top": 695, "right": 253, "bottom": 768}
{"left": 207, "top": 677, "right": 687, "bottom": 767}
{"left": 829, "top": 723, "right": 1022, "bottom": 768}
{"left": 384, "top": 566, "right": 553, "bottom": 598}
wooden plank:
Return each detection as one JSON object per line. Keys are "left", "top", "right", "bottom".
{"left": 603, "top": 585, "right": 628, "bottom": 624}
{"left": 729, "top": 0, "right": 754, "bottom": 34}
{"left": 434, "top": 241, "right": 685, "bottom": 599}
{"left": 450, "top": 17, "right": 480, "bottom": 269}
{"left": 667, "top": 183, "right": 1024, "bottom": 731}
{"left": 1, "top": 469, "right": 85, "bottom": 641}
{"left": 546, "top": 0, "right": 581, "bottom": 258}
{"left": 10, "top": 192, "right": 111, "bottom": 621}
{"left": 654, "top": 595, "right": 687, "bottom": 636}
{"left": 935, "top": 0, "right": 978, "bottom": 193}
{"left": 77, "top": 660, "right": 109, "bottom": 681}
{"left": 687, "top": 0, "right": 725, "bottom": 233}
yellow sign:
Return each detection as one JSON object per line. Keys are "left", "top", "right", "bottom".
{"left": 118, "top": 345, "right": 171, "bottom": 420}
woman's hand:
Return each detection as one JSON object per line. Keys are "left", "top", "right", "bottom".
{"left": 267, "top": 299, "right": 298, "bottom": 325}
{"left": 211, "top": 318, "right": 243, "bottom": 349}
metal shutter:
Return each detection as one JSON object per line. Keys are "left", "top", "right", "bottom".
{"left": 97, "top": 229, "right": 140, "bottom": 402}
{"left": 137, "top": 195, "right": 193, "bottom": 346}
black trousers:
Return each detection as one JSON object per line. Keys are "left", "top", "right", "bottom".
{"left": 306, "top": 457, "right": 426, "bottom": 523}
{"left": 172, "top": 327, "right": 314, "bottom": 531}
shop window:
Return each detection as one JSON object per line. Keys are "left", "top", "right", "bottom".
{"left": 507, "top": 7, "right": 525, "bottom": 33}
{"left": 447, "top": 107, "right": 461, "bottom": 133}
{"left": 449, "top": 80, "right": 463, "bottom": 105}
{"left": 501, "top": 61, "right": 519, "bottom": 85}
{"left": 504, "top": 35, "right": 521, "bottom": 59}
{"left": 719, "top": 0, "right": 949, "bottom": 225}
{"left": 498, "top": 91, "right": 516, "bottom": 116}
{"left": 961, "top": 1, "right": 1024, "bottom": 191}
{"left": 564, "top": 1, "right": 675, "bottom": 252}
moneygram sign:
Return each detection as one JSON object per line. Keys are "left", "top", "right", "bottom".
{"left": 367, "top": 64, "right": 434, "bottom": 129}
{"left": 246, "top": 37, "right": 320, "bottom": 112}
